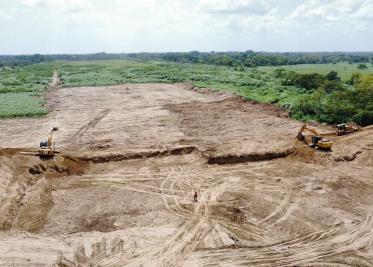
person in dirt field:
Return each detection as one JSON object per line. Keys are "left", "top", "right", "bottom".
{"left": 193, "top": 191, "right": 198, "bottom": 202}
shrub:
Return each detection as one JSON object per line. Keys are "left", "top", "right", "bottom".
{"left": 353, "top": 111, "right": 373, "bottom": 126}
{"left": 325, "top": 71, "right": 340, "bottom": 81}
{"left": 358, "top": 64, "right": 368, "bottom": 70}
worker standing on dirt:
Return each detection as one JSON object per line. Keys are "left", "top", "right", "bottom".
{"left": 193, "top": 191, "right": 198, "bottom": 202}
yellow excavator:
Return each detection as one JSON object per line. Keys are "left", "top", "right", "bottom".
{"left": 336, "top": 123, "right": 361, "bottom": 136}
{"left": 297, "top": 124, "right": 333, "bottom": 150}
{"left": 39, "top": 127, "right": 59, "bottom": 157}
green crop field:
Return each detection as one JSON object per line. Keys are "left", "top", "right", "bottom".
{"left": 258, "top": 62, "right": 373, "bottom": 81}
{"left": 0, "top": 92, "right": 47, "bottom": 118}
{"left": 0, "top": 63, "right": 53, "bottom": 118}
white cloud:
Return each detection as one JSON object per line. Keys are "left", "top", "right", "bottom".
{"left": 0, "top": 0, "right": 372, "bottom": 53}
{"left": 19, "top": 0, "right": 41, "bottom": 7}
{"left": 289, "top": 0, "right": 372, "bottom": 28}
{"left": 16, "top": 0, "right": 93, "bottom": 12}
{"left": 199, "top": 0, "right": 270, "bottom": 14}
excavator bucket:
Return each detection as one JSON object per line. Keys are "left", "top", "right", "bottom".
{"left": 52, "top": 127, "right": 59, "bottom": 131}
{"left": 296, "top": 132, "right": 305, "bottom": 141}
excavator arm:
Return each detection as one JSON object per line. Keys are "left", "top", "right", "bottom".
{"left": 47, "top": 128, "right": 58, "bottom": 148}
{"left": 297, "top": 124, "right": 319, "bottom": 137}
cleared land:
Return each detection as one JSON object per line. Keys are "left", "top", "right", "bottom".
{"left": 0, "top": 81, "right": 372, "bottom": 266}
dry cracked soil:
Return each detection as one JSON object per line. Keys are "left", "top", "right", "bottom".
{"left": 0, "top": 82, "right": 373, "bottom": 266}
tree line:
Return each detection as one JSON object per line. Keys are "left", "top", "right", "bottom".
{"left": 1, "top": 51, "right": 373, "bottom": 68}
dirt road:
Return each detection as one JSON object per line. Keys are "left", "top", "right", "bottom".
{"left": 0, "top": 82, "right": 372, "bottom": 266}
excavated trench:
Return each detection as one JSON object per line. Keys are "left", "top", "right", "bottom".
{"left": 0, "top": 149, "right": 89, "bottom": 232}
{"left": 207, "top": 148, "right": 295, "bottom": 165}
{"left": 64, "top": 146, "right": 297, "bottom": 166}
{"left": 66, "top": 146, "right": 199, "bottom": 164}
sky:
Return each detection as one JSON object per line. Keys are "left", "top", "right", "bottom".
{"left": 0, "top": 0, "right": 372, "bottom": 54}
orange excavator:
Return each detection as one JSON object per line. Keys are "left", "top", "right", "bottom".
{"left": 297, "top": 124, "right": 333, "bottom": 150}
{"left": 39, "top": 127, "right": 59, "bottom": 157}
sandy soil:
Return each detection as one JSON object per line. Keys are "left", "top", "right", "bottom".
{"left": 0, "top": 81, "right": 372, "bottom": 266}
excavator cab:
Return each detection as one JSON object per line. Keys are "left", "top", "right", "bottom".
{"left": 39, "top": 127, "right": 59, "bottom": 157}
{"left": 311, "top": 136, "right": 322, "bottom": 148}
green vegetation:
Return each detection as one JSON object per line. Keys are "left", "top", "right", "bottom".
{"left": 358, "top": 63, "right": 368, "bottom": 70}
{"left": 291, "top": 73, "right": 373, "bottom": 126}
{"left": 259, "top": 63, "right": 373, "bottom": 81}
{"left": 0, "top": 63, "right": 53, "bottom": 117}
{"left": 150, "top": 51, "right": 373, "bottom": 67}
{"left": 1, "top": 58, "right": 372, "bottom": 126}
{"left": 2, "top": 51, "right": 373, "bottom": 68}
{"left": 0, "top": 92, "right": 47, "bottom": 118}
{"left": 0, "top": 54, "right": 51, "bottom": 67}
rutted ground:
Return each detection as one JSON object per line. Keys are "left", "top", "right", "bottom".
{"left": 0, "top": 82, "right": 372, "bottom": 266}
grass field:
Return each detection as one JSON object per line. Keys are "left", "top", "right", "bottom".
{"left": 258, "top": 62, "right": 373, "bottom": 81}
{"left": 0, "top": 92, "right": 47, "bottom": 118}
{"left": 0, "top": 63, "right": 53, "bottom": 117}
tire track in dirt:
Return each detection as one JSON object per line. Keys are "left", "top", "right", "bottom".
{"left": 58, "top": 158, "right": 373, "bottom": 266}
{"left": 183, "top": 214, "right": 373, "bottom": 266}
{"left": 161, "top": 166, "right": 192, "bottom": 218}
{"left": 257, "top": 190, "right": 293, "bottom": 225}
{"left": 170, "top": 166, "right": 192, "bottom": 218}
{"left": 73, "top": 166, "right": 237, "bottom": 266}
{"left": 66, "top": 108, "right": 111, "bottom": 149}
{"left": 95, "top": 186, "right": 212, "bottom": 266}
{"left": 6, "top": 156, "right": 368, "bottom": 266}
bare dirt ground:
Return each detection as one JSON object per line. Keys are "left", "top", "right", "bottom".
{"left": 0, "top": 81, "right": 372, "bottom": 266}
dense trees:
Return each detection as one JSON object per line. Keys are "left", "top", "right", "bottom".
{"left": 1, "top": 51, "right": 373, "bottom": 68}
{"left": 128, "top": 51, "right": 373, "bottom": 67}
{"left": 358, "top": 63, "right": 368, "bottom": 70}
{"left": 0, "top": 54, "right": 51, "bottom": 67}
{"left": 279, "top": 71, "right": 343, "bottom": 93}
{"left": 291, "top": 73, "right": 373, "bottom": 126}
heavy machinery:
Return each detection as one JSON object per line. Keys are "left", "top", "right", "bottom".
{"left": 336, "top": 123, "right": 361, "bottom": 136}
{"left": 39, "top": 127, "right": 59, "bottom": 157}
{"left": 297, "top": 124, "right": 333, "bottom": 150}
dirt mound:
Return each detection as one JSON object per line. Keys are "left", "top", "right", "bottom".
{"left": 290, "top": 144, "right": 335, "bottom": 166}
{"left": 332, "top": 126, "right": 373, "bottom": 166}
